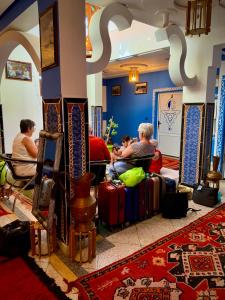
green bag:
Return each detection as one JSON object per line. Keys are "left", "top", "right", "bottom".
{"left": 119, "top": 167, "right": 145, "bottom": 187}
{"left": 0, "top": 160, "right": 6, "bottom": 186}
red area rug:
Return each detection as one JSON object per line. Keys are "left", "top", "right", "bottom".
{"left": 0, "top": 255, "right": 69, "bottom": 300}
{"left": 75, "top": 204, "right": 225, "bottom": 299}
{"left": 0, "top": 204, "right": 11, "bottom": 216}
{"left": 162, "top": 155, "right": 180, "bottom": 170}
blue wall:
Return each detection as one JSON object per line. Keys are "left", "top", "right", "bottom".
{"left": 104, "top": 70, "right": 175, "bottom": 144}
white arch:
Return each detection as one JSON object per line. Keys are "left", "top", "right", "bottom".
{"left": 0, "top": 30, "right": 41, "bottom": 81}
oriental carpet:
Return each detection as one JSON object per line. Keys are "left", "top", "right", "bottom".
{"left": 0, "top": 203, "right": 11, "bottom": 216}
{"left": 162, "top": 155, "right": 179, "bottom": 170}
{"left": 75, "top": 203, "right": 225, "bottom": 299}
{"left": 0, "top": 255, "right": 69, "bottom": 300}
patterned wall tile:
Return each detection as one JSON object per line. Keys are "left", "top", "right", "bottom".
{"left": 216, "top": 75, "right": 225, "bottom": 171}
{"left": 180, "top": 104, "right": 204, "bottom": 185}
{"left": 202, "top": 103, "right": 214, "bottom": 179}
{"left": 63, "top": 98, "right": 89, "bottom": 191}
{"left": 96, "top": 106, "right": 102, "bottom": 137}
{"left": 42, "top": 99, "right": 62, "bottom": 132}
{"left": 91, "top": 106, "right": 102, "bottom": 137}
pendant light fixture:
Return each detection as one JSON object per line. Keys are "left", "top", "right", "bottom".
{"left": 120, "top": 63, "right": 148, "bottom": 83}
{"left": 185, "top": 0, "right": 212, "bottom": 36}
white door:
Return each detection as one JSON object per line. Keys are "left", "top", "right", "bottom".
{"left": 157, "top": 92, "right": 182, "bottom": 157}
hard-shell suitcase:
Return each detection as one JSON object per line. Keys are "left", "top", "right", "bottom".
{"left": 98, "top": 181, "right": 126, "bottom": 227}
{"left": 124, "top": 187, "right": 139, "bottom": 223}
{"left": 151, "top": 176, "right": 160, "bottom": 212}
{"left": 138, "top": 180, "right": 147, "bottom": 220}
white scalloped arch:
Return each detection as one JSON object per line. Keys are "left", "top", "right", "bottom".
{"left": 0, "top": 30, "right": 41, "bottom": 82}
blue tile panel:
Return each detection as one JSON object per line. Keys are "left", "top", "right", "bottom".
{"left": 216, "top": 75, "right": 225, "bottom": 171}
{"left": 181, "top": 104, "right": 204, "bottom": 185}
{"left": 68, "top": 104, "right": 86, "bottom": 180}
{"left": 202, "top": 104, "right": 214, "bottom": 178}
{"left": 96, "top": 106, "right": 102, "bottom": 137}
{"left": 43, "top": 100, "right": 62, "bottom": 133}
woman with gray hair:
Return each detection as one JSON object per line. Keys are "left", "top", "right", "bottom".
{"left": 108, "top": 123, "right": 155, "bottom": 179}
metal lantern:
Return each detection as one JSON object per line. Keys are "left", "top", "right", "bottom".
{"left": 186, "top": 0, "right": 212, "bottom": 36}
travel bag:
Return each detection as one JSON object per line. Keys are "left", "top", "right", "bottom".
{"left": 124, "top": 186, "right": 139, "bottom": 223}
{"left": 98, "top": 181, "right": 126, "bottom": 227}
{"left": 162, "top": 191, "right": 189, "bottom": 218}
{"left": 192, "top": 184, "right": 219, "bottom": 207}
{"left": 0, "top": 220, "right": 31, "bottom": 257}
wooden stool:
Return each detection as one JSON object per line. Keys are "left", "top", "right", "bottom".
{"left": 69, "top": 222, "right": 96, "bottom": 263}
{"left": 30, "top": 221, "right": 56, "bottom": 257}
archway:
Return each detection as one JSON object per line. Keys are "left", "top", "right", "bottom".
{"left": 0, "top": 30, "right": 41, "bottom": 153}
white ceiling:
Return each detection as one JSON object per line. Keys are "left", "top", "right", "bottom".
{"left": 1, "top": 0, "right": 225, "bottom": 79}
{"left": 103, "top": 48, "right": 170, "bottom": 79}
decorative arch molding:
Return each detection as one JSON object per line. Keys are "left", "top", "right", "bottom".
{"left": 155, "top": 24, "right": 197, "bottom": 87}
{"left": 87, "top": 3, "right": 133, "bottom": 75}
{"left": 0, "top": 30, "right": 41, "bottom": 82}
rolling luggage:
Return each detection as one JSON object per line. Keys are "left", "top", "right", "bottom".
{"left": 124, "top": 187, "right": 139, "bottom": 223}
{"left": 98, "top": 181, "right": 126, "bottom": 227}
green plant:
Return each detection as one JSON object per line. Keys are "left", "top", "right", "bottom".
{"left": 104, "top": 116, "right": 118, "bottom": 144}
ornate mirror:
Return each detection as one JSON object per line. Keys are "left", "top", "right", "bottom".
{"left": 32, "top": 130, "right": 63, "bottom": 233}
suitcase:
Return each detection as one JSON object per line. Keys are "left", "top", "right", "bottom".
{"left": 164, "top": 177, "right": 176, "bottom": 193}
{"left": 151, "top": 176, "right": 160, "bottom": 212}
{"left": 98, "top": 181, "right": 126, "bottom": 227}
{"left": 124, "top": 187, "right": 139, "bottom": 223}
{"left": 138, "top": 175, "right": 161, "bottom": 220}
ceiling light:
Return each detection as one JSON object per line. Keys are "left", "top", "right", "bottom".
{"left": 120, "top": 63, "right": 148, "bottom": 83}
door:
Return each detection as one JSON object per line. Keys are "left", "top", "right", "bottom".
{"left": 157, "top": 92, "right": 182, "bottom": 157}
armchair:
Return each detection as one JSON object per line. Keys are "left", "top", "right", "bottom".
{"left": 0, "top": 153, "right": 37, "bottom": 211}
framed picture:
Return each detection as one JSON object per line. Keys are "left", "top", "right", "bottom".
{"left": 135, "top": 82, "right": 148, "bottom": 95}
{"left": 5, "top": 60, "right": 32, "bottom": 81}
{"left": 39, "top": 4, "right": 58, "bottom": 71}
{"left": 111, "top": 85, "right": 121, "bottom": 96}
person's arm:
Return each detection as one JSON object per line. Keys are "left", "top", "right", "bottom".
{"left": 22, "top": 137, "right": 38, "bottom": 158}
{"left": 120, "top": 144, "right": 134, "bottom": 158}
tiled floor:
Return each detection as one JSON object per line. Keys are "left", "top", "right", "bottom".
{"left": 1, "top": 179, "right": 224, "bottom": 300}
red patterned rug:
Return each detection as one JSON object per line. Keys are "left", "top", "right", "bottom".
{"left": 162, "top": 155, "right": 180, "bottom": 170}
{"left": 75, "top": 204, "right": 225, "bottom": 299}
{"left": 0, "top": 255, "right": 69, "bottom": 300}
{"left": 0, "top": 204, "right": 11, "bottom": 216}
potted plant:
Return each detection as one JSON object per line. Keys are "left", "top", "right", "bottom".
{"left": 104, "top": 116, "right": 118, "bottom": 151}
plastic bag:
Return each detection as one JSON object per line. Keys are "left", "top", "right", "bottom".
{"left": 119, "top": 167, "right": 145, "bottom": 187}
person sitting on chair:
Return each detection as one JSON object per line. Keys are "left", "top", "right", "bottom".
{"left": 12, "top": 119, "right": 38, "bottom": 176}
{"left": 89, "top": 126, "right": 111, "bottom": 185}
{"left": 109, "top": 123, "right": 155, "bottom": 179}
{"left": 149, "top": 139, "right": 162, "bottom": 174}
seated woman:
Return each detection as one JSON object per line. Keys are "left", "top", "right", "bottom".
{"left": 109, "top": 123, "right": 155, "bottom": 179}
{"left": 12, "top": 119, "right": 38, "bottom": 176}
{"left": 149, "top": 139, "right": 162, "bottom": 174}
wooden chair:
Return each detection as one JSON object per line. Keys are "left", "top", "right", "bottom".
{"left": 0, "top": 153, "right": 37, "bottom": 211}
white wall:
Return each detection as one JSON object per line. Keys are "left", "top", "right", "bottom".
{"left": 0, "top": 45, "right": 43, "bottom": 153}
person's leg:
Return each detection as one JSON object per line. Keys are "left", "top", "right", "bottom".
{"left": 108, "top": 161, "right": 132, "bottom": 179}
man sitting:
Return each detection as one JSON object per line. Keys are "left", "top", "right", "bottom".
{"left": 89, "top": 126, "right": 111, "bottom": 185}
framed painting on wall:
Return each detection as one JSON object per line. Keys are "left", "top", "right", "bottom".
{"left": 39, "top": 3, "right": 58, "bottom": 71}
{"left": 135, "top": 82, "right": 148, "bottom": 94}
{"left": 5, "top": 60, "right": 32, "bottom": 81}
{"left": 112, "top": 85, "right": 121, "bottom": 96}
